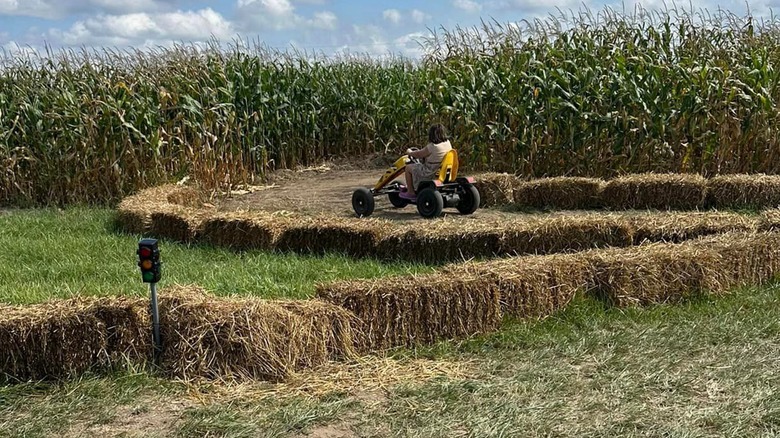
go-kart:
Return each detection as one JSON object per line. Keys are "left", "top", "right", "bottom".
{"left": 351, "top": 149, "right": 480, "bottom": 218}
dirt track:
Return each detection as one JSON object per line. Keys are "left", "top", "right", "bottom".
{"left": 217, "top": 164, "right": 514, "bottom": 222}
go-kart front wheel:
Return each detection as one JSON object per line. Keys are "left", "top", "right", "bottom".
{"left": 388, "top": 192, "right": 409, "bottom": 208}
{"left": 417, "top": 188, "right": 444, "bottom": 218}
{"left": 456, "top": 183, "right": 480, "bottom": 215}
{"left": 352, "top": 188, "right": 375, "bottom": 217}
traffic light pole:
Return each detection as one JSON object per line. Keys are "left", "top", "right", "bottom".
{"left": 150, "top": 282, "right": 161, "bottom": 363}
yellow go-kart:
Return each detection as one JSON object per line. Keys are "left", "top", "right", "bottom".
{"left": 352, "top": 149, "right": 480, "bottom": 218}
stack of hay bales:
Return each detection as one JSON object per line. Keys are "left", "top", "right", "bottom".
{"left": 514, "top": 177, "right": 603, "bottom": 210}
{"left": 474, "top": 172, "right": 519, "bottom": 207}
{"left": 116, "top": 184, "right": 214, "bottom": 241}
{"left": 601, "top": 173, "right": 707, "bottom": 210}
{"left": 276, "top": 216, "right": 394, "bottom": 258}
{"left": 707, "top": 174, "right": 780, "bottom": 209}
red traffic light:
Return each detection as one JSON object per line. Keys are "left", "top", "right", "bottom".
{"left": 139, "top": 247, "right": 152, "bottom": 258}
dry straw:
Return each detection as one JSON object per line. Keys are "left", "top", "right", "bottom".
{"left": 0, "top": 297, "right": 149, "bottom": 381}
{"left": 316, "top": 275, "right": 502, "bottom": 351}
{"left": 514, "top": 177, "right": 604, "bottom": 210}
{"left": 276, "top": 216, "right": 395, "bottom": 258}
{"left": 442, "top": 253, "right": 593, "bottom": 318}
{"left": 601, "top": 173, "right": 707, "bottom": 210}
{"left": 625, "top": 211, "right": 758, "bottom": 244}
{"left": 158, "top": 285, "right": 363, "bottom": 382}
{"left": 707, "top": 174, "right": 780, "bottom": 209}
{"left": 198, "top": 211, "right": 295, "bottom": 251}
{"left": 474, "top": 172, "right": 519, "bottom": 207}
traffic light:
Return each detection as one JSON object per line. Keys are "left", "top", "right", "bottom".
{"left": 137, "top": 238, "right": 161, "bottom": 283}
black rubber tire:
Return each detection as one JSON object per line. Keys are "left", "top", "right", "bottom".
{"left": 388, "top": 192, "right": 409, "bottom": 208}
{"left": 417, "top": 188, "right": 444, "bottom": 218}
{"left": 456, "top": 184, "right": 481, "bottom": 215}
{"left": 352, "top": 188, "right": 375, "bottom": 217}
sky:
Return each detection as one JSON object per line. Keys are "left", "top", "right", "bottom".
{"left": 0, "top": 0, "right": 769, "bottom": 58}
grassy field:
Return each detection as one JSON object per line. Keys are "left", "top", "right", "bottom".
{"left": 0, "top": 208, "right": 429, "bottom": 305}
{"left": 1, "top": 209, "right": 779, "bottom": 437}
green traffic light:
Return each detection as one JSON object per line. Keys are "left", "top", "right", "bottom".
{"left": 143, "top": 271, "right": 155, "bottom": 282}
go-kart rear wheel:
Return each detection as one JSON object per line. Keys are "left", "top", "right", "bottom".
{"left": 417, "top": 188, "right": 444, "bottom": 218}
{"left": 352, "top": 188, "right": 375, "bottom": 217}
{"left": 388, "top": 192, "right": 409, "bottom": 208}
{"left": 456, "top": 183, "right": 480, "bottom": 215}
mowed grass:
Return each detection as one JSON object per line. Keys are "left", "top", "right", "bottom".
{"left": 1, "top": 209, "right": 779, "bottom": 437}
{"left": 0, "top": 208, "right": 430, "bottom": 304}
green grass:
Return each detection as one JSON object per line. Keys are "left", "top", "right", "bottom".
{"left": 0, "top": 208, "right": 430, "bottom": 304}
{"left": 1, "top": 209, "right": 779, "bottom": 437}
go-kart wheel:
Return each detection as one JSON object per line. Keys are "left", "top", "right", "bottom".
{"left": 352, "top": 188, "right": 375, "bottom": 217}
{"left": 456, "top": 183, "right": 480, "bottom": 215}
{"left": 417, "top": 188, "right": 444, "bottom": 218}
{"left": 388, "top": 192, "right": 409, "bottom": 208}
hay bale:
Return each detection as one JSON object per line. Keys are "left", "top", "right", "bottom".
{"left": 707, "top": 174, "right": 780, "bottom": 209}
{"left": 500, "top": 215, "right": 633, "bottom": 256}
{"left": 277, "top": 216, "right": 394, "bottom": 258}
{"left": 0, "top": 300, "right": 107, "bottom": 381}
{"left": 759, "top": 208, "right": 780, "bottom": 231}
{"left": 686, "top": 232, "right": 780, "bottom": 287}
{"left": 601, "top": 173, "right": 707, "bottom": 210}
{"left": 443, "top": 254, "right": 593, "bottom": 319}
{"left": 316, "top": 275, "right": 502, "bottom": 350}
{"left": 376, "top": 220, "right": 503, "bottom": 263}
{"left": 626, "top": 211, "right": 758, "bottom": 244}
{"left": 115, "top": 184, "right": 203, "bottom": 235}
{"left": 474, "top": 172, "right": 519, "bottom": 208}
{"left": 149, "top": 204, "right": 212, "bottom": 243}
{"left": 587, "top": 244, "right": 727, "bottom": 307}
{"left": 166, "top": 185, "right": 205, "bottom": 207}
{"left": 88, "top": 297, "right": 151, "bottom": 366}
{"left": 158, "top": 285, "right": 363, "bottom": 381}
{"left": 198, "top": 211, "right": 292, "bottom": 251}
{"left": 514, "top": 177, "right": 604, "bottom": 210}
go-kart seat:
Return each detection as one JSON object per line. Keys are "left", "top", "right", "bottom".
{"left": 436, "top": 149, "right": 459, "bottom": 184}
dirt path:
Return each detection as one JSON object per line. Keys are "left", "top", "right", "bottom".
{"left": 217, "top": 165, "right": 514, "bottom": 222}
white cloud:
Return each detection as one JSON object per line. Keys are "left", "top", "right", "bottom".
{"left": 453, "top": 0, "right": 482, "bottom": 13}
{"left": 411, "top": 9, "right": 430, "bottom": 24}
{"left": 53, "top": 8, "right": 234, "bottom": 46}
{"left": 383, "top": 8, "right": 402, "bottom": 24}
{"left": 236, "top": 0, "right": 339, "bottom": 31}
{"left": 0, "top": 0, "right": 181, "bottom": 19}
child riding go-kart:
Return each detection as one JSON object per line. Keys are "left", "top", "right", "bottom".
{"left": 351, "top": 146, "right": 481, "bottom": 219}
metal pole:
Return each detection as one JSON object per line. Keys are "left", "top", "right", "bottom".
{"left": 150, "top": 282, "right": 161, "bottom": 363}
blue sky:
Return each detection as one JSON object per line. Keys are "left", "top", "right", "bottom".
{"left": 0, "top": 0, "right": 767, "bottom": 58}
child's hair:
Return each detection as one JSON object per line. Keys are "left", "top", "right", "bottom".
{"left": 428, "top": 124, "right": 448, "bottom": 144}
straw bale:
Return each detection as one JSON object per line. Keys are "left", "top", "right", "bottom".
{"left": 514, "top": 177, "right": 604, "bottom": 210}
{"left": 686, "top": 232, "right": 780, "bottom": 287}
{"left": 198, "top": 211, "right": 293, "bottom": 251}
{"left": 443, "top": 253, "right": 593, "bottom": 318}
{"left": 0, "top": 299, "right": 107, "bottom": 381}
{"left": 376, "top": 220, "right": 503, "bottom": 263}
{"left": 601, "top": 173, "right": 707, "bottom": 210}
{"left": 115, "top": 184, "right": 200, "bottom": 235}
{"left": 149, "top": 204, "right": 212, "bottom": 243}
{"left": 759, "top": 208, "right": 780, "bottom": 231}
{"left": 276, "top": 216, "right": 394, "bottom": 258}
{"left": 316, "top": 275, "right": 502, "bottom": 350}
{"left": 87, "top": 297, "right": 151, "bottom": 366}
{"left": 166, "top": 186, "right": 205, "bottom": 207}
{"left": 587, "top": 244, "right": 727, "bottom": 307}
{"left": 625, "top": 211, "right": 758, "bottom": 244}
{"left": 500, "top": 215, "right": 633, "bottom": 256}
{"left": 158, "top": 285, "right": 363, "bottom": 381}
{"left": 474, "top": 172, "right": 519, "bottom": 208}
{"left": 707, "top": 174, "right": 780, "bottom": 209}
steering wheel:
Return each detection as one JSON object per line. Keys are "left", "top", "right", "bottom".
{"left": 405, "top": 147, "right": 421, "bottom": 164}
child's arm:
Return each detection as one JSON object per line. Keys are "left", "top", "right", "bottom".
{"left": 406, "top": 145, "right": 432, "bottom": 159}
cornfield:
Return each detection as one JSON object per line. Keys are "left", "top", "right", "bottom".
{"left": 4, "top": 7, "right": 780, "bottom": 206}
